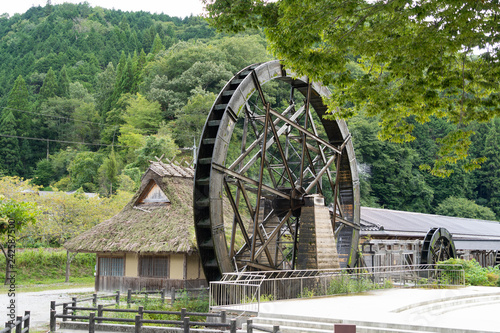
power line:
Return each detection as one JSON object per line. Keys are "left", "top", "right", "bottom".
{"left": 2, "top": 107, "right": 104, "bottom": 126}
{"left": 0, "top": 133, "right": 138, "bottom": 148}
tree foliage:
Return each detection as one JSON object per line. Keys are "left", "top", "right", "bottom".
{"left": 0, "top": 178, "right": 40, "bottom": 283}
{"left": 0, "top": 2, "right": 498, "bottom": 235}
{"left": 435, "top": 196, "right": 496, "bottom": 221}
{"left": 203, "top": 0, "right": 500, "bottom": 175}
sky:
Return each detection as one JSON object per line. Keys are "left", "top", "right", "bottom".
{"left": 2, "top": 0, "right": 206, "bottom": 18}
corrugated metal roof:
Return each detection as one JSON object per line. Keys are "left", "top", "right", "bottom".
{"left": 360, "top": 207, "right": 500, "bottom": 241}
{"left": 454, "top": 240, "right": 500, "bottom": 251}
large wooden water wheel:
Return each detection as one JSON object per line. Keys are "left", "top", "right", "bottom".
{"left": 193, "top": 60, "right": 360, "bottom": 282}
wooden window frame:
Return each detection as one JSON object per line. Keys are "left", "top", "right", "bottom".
{"left": 139, "top": 255, "right": 170, "bottom": 278}
{"left": 135, "top": 180, "right": 170, "bottom": 206}
{"left": 98, "top": 256, "right": 125, "bottom": 277}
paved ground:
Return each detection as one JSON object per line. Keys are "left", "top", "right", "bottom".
{"left": 4, "top": 286, "right": 500, "bottom": 332}
{"left": 257, "top": 286, "right": 500, "bottom": 332}
{"left": 1, "top": 287, "right": 94, "bottom": 329}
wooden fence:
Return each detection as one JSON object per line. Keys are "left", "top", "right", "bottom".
{"left": 1, "top": 312, "right": 30, "bottom": 333}
{"left": 49, "top": 289, "right": 236, "bottom": 333}
{"left": 50, "top": 305, "right": 235, "bottom": 333}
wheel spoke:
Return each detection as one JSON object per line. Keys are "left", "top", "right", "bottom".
{"left": 228, "top": 103, "right": 302, "bottom": 172}
{"left": 268, "top": 111, "right": 295, "bottom": 187}
{"left": 269, "top": 108, "right": 342, "bottom": 155}
{"left": 224, "top": 179, "right": 252, "bottom": 256}
{"left": 251, "top": 103, "right": 271, "bottom": 262}
{"left": 213, "top": 163, "right": 291, "bottom": 200}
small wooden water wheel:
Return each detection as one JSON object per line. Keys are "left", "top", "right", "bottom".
{"left": 421, "top": 227, "right": 457, "bottom": 265}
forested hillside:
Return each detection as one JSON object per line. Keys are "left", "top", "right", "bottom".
{"left": 0, "top": 2, "right": 498, "bottom": 221}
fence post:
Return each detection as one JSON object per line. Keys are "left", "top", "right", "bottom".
{"left": 92, "top": 294, "right": 97, "bottom": 307}
{"left": 97, "top": 305, "right": 103, "bottom": 324}
{"left": 160, "top": 289, "right": 165, "bottom": 304}
{"left": 50, "top": 310, "right": 56, "bottom": 333}
{"left": 23, "top": 311, "right": 30, "bottom": 333}
{"left": 171, "top": 287, "right": 176, "bottom": 305}
{"left": 183, "top": 317, "right": 190, "bottom": 333}
{"left": 15, "top": 316, "right": 22, "bottom": 333}
{"left": 62, "top": 303, "right": 68, "bottom": 322}
{"left": 247, "top": 319, "right": 252, "bottom": 333}
{"left": 180, "top": 308, "right": 186, "bottom": 320}
{"left": 88, "top": 312, "right": 95, "bottom": 333}
{"left": 272, "top": 325, "right": 279, "bottom": 333}
{"left": 127, "top": 289, "right": 132, "bottom": 305}
{"left": 50, "top": 301, "right": 56, "bottom": 312}
{"left": 220, "top": 310, "right": 226, "bottom": 324}
{"left": 134, "top": 315, "right": 141, "bottom": 333}
{"left": 229, "top": 319, "right": 236, "bottom": 333}
{"left": 71, "top": 298, "right": 77, "bottom": 321}
{"left": 115, "top": 291, "right": 120, "bottom": 305}
{"left": 138, "top": 306, "right": 144, "bottom": 319}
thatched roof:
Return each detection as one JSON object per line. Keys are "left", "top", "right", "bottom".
{"left": 64, "top": 162, "right": 197, "bottom": 254}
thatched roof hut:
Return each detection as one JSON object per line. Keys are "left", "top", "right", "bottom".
{"left": 65, "top": 162, "right": 206, "bottom": 291}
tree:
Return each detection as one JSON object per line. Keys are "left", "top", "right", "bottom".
{"left": 167, "top": 88, "right": 216, "bottom": 147}
{"left": 349, "top": 114, "right": 434, "bottom": 212}
{"left": 6, "top": 75, "right": 31, "bottom": 135}
{"left": 0, "top": 177, "right": 40, "bottom": 284}
{"left": 129, "top": 134, "right": 179, "bottom": 171}
{"left": 58, "top": 65, "right": 70, "bottom": 98}
{"left": 475, "top": 119, "right": 500, "bottom": 218}
{"left": 0, "top": 110, "right": 23, "bottom": 175}
{"left": 169, "top": 61, "right": 233, "bottom": 94}
{"left": 95, "top": 62, "right": 116, "bottom": 117}
{"left": 6, "top": 75, "right": 33, "bottom": 176}
{"left": 119, "top": 93, "right": 163, "bottom": 136}
{"left": 203, "top": 0, "right": 500, "bottom": 176}
{"left": 32, "top": 159, "right": 55, "bottom": 187}
{"left": 98, "top": 148, "right": 120, "bottom": 196}
{"left": 150, "top": 33, "right": 165, "bottom": 56}
{"left": 435, "top": 197, "right": 497, "bottom": 221}
{"left": 19, "top": 189, "right": 133, "bottom": 247}
{"left": 0, "top": 196, "right": 39, "bottom": 284}
{"left": 67, "top": 151, "right": 103, "bottom": 192}
{"left": 39, "top": 67, "right": 58, "bottom": 101}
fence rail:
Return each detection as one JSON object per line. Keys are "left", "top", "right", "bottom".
{"left": 1, "top": 312, "right": 30, "bottom": 333}
{"left": 51, "top": 287, "right": 208, "bottom": 313}
{"left": 50, "top": 304, "right": 232, "bottom": 333}
{"left": 210, "top": 264, "right": 465, "bottom": 312}
{"left": 246, "top": 319, "right": 280, "bottom": 333}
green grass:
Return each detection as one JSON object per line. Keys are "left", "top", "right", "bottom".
{"left": 0, "top": 248, "right": 95, "bottom": 290}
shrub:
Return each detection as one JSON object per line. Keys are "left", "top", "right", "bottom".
{"left": 438, "top": 258, "right": 500, "bottom": 286}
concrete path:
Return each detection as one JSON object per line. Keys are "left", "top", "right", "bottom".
{"left": 1, "top": 287, "right": 94, "bottom": 329}
{"left": 256, "top": 286, "right": 500, "bottom": 332}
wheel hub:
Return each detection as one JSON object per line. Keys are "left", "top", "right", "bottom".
{"left": 272, "top": 186, "right": 305, "bottom": 218}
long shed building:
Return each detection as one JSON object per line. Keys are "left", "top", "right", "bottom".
{"left": 359, "top": 207, "right": 500, "bottom": 268}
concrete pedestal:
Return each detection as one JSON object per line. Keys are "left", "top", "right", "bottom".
{"left": 297, "top": 194, "right": 340, "bottom": 270}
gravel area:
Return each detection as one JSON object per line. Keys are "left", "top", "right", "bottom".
{"left": 2, "top": 287, "right": 95, "bottom": 329}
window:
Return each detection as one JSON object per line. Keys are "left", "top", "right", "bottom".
{"left": 140, "top": 256, "right": 169, "bottom": 277}
{"left": 136, "top": 180, "right": 170, "bottom": 206}
{"left": 99, "top": 257, "right": 124, "bottom": 276}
